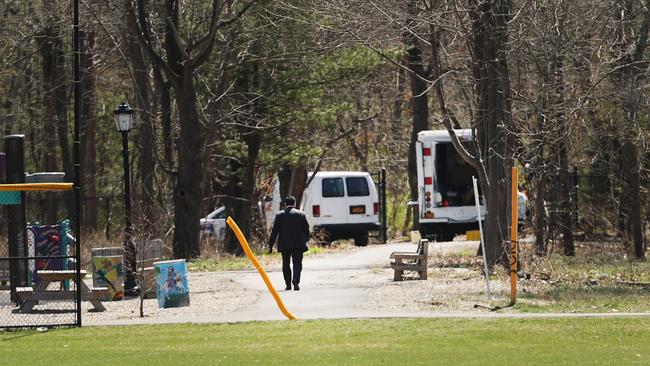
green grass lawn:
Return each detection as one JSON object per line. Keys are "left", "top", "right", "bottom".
{"left": 2, "top": 317, "right": 649, "bottom": 365}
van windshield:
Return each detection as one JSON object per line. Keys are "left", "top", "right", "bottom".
{"left": 346, "top": 177, "right": 369, "bottom": 196}
{"left": 322, "top": 178, "right": 345, "bottom": 197}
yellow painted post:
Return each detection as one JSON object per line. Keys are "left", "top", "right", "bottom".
{"left": 510, "top": 167, "right": 519, "bottom": 305}
{"left": 226, "top": 217, "right": 297, "bottom": 320}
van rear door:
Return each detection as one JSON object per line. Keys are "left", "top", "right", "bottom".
{"left": 420, "top": 140, "right": 436, "bottom": 219}
{"left": 319, "top": 176, "right": 347, "bottom": 225}
{"left": 345, "top": 175, "right": 375, "bottom": 224}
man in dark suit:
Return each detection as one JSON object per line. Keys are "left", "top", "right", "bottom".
{"left": 268, "top": 196, "right": 310, "bottom": 291}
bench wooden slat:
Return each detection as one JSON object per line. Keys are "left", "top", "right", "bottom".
{"left": 390, "top": 251, "right": 425, "bottom": 258}
{"left": 391, "top": 254, "right": 427, "bottom": 260}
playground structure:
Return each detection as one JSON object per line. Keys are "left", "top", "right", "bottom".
{"left": 0, "top": 135, "right": 84, "bottom": 328}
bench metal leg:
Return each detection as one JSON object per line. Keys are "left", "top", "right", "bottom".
{"left": 393, "top": 269, "right": 404, "bottom": 281}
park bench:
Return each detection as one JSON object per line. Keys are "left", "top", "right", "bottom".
{"left": 390, "top": 239, "right": 429, "bottom": 281}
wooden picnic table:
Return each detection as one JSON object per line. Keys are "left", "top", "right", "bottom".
{"left": 13, "top": 270, "right": 107, "bottom": 313}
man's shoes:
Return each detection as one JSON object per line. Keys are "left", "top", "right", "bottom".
{"left": 285, "top": 284, "right": 291, "bottom": 291}
{"left": 292, "top": 282, "right": 300, "bottom": 291}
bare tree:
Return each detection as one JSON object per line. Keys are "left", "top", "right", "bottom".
{"left": 609, "top": 0, "right": 649, "bottom": 259}
{"left": 132, "top": 0, "right": 256, "bottom": 258}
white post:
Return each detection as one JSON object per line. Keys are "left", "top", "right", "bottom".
{"left": 473, "top": 176, "right": 492, "bottom": 301}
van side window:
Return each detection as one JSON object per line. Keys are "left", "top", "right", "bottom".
{"left": 322, "top": 178, "right": 345, "bottom": 197}
{"left": 346, "top": 177, "right": 369, "bottom": 196}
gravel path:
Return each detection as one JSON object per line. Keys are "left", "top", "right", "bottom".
{"left": 83, "top": 272, "right": 259, "bottom": 324}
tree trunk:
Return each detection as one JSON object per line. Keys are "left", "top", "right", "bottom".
{"left": 172, "top": 72, "right": 204, "bottom": 259}
{"left": 38, "top": 24, "right": 67, "bottom": 224}
{"left": 534, "top": 173, "right": 546, "bottom": 256}
{"left": 278, "top": 165, "right": 308, "bottom": 206}
{"left": 126, "top": 3, "right": 155, "bottom": 222}
{"left": 80, "top": 30, "right": 98, "bottom": 230}
{"left": 550, "top": 51, "right": 574, "bottom": 256}
{"left": 621, "top": 140, "right": 645, "bottom": 259}
{"left": 405, "top": 0, "right": 430, "bottom": 231}
{"left": 225, "top": 132, "right": 261, "bottom": 255}
{"left": 153, "top": 68, "right": 174, "bottom": 165}
{"left": 471, "top": 0, "right": 512, "bottom": 267}
{"left": 609, "top": 0, "right": 649, "bottom": 260}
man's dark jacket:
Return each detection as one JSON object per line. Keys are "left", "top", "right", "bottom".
{"left": 268, "top": 206, "right": 310, "bottom": 252}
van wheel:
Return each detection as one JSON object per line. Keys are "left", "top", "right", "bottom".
{"left": 315, "top": 229, "right": 332, "bottom": 246}
{"left": 354, "top": 235, "right": 369, "bottom": 247}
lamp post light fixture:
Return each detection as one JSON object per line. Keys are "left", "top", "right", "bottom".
{"left": 113, "top": 101, "right": 137, "bottom": 295}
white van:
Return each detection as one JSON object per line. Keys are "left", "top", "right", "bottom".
{"left": 300, "top": 171, "right": 380, "bottom": 246}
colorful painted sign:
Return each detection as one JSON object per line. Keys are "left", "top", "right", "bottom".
{"left": 154, "top": 259, "right": 190, "bottom": 308}
{"left": 92, "top": 255, "right": 124, "bottom": 301}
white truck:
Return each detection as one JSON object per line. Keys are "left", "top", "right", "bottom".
{"left": 415, "top": 129, "right": 486, "bottom": 241}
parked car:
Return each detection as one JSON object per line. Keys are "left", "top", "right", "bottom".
{"left": 200, "top": 206, "right": 227, "bottom": 241}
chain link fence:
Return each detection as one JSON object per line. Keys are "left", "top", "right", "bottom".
{"left": 0, "top": 188, "right": 80, "bottom": 329}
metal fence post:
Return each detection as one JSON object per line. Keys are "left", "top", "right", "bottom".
{"left": 5, "top": 135, "right": 28, "bottom": 303}
{"left": 380, "top": 168, "right": 387, "bottom": 243}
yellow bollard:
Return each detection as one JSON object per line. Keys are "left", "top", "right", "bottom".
{"left": 510, "top": 167, "right": 519, "bottom": 305}
{"left": 226, "top": 217, "right": 297, "bottom": 320}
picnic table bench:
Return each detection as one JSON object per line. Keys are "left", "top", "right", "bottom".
{"left": 13, "top": 270, "right": 107, "bottom": 313}
{"left": 390, "top": 239, "right": 429, "bottom": 281}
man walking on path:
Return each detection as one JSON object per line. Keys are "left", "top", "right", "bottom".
{"left": 268, "top": 196, "right": 310, "bottom": 291}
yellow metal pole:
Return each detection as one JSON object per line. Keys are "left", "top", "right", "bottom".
{"left": 226, "top": 217, "right": 297, "bottom": 320}
{"left": 510, "top": 167, "right": 519, "bottom": 305}
{"left": 0, "top": 183, "right": 74, "bottom": 191}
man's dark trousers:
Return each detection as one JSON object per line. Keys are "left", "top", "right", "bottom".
{"left": 281, "top": 250, "right": 303, "bottom": 286}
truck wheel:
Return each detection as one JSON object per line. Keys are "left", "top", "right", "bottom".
{"left": 354, "top": 234, "right": 369, "bottom": 247}
{"left": 441, "top": 231, "right": 455, "bottom": 242}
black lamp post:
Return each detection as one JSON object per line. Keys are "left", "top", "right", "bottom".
{"left": 113, "top": 101, "right": 137, "bottom": 294}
